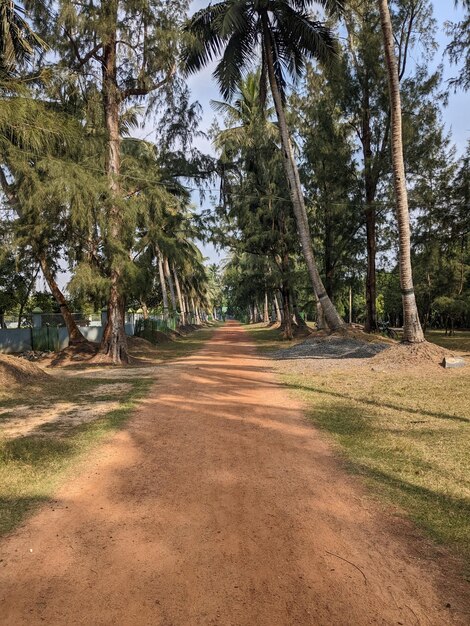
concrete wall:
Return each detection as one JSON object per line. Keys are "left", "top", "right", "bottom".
{"left": 0, "top": 328, "right": 33, "bottom": 353}
{"left": 0, "top": 322, "right": 135, "bottom": 354}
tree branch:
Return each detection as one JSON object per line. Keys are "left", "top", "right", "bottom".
{"left": 64, "top": 28, "right": 103, "bottom": 69}
{"left": 121, "top": 63, "right": 177, "bottom": 100}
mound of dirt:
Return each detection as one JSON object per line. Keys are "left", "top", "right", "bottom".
{"left": 47, "top": 341, "right": 99, "bottom": 368}
{"left": 292, "top": 325, "right": 314, "bottom": 339}
{"left": 127, "top": 336, "right": 159, "bottom": 352}
{"left": 272, "top": 336, "right": 389, "bottom": 361}
{"left": 332, "top": 326, "right": 397, "bottom": 345}
{"left": 0, "top": 354, "right": 49, "bottom": 386}
{"left": 371, "top": 340, "right": 458, "bottom": 368}
{"left": 177, "top": 324, "right": 199, "bottom": 335}
{"left": 154, "top": 330, "right": 174, "bottom": 344}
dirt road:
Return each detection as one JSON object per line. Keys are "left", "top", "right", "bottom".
{"left": 0, "top": 322, "right": 468, "bottom": 625}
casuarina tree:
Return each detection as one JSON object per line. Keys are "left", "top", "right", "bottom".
{"left": 29, "top": 0, "right": 190, "bottom": 363}
{"left": 181, "top": 0, "right": 346, "bottom": 331}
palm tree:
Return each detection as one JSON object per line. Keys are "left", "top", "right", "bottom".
{"left": 378, "top": 0, "right": 425, "bottom": 343}
{"left": 211, "top": 70, "right": 277, "bottom": 154}
{"left": 0, "top": 0, "right": 47, "bottom": 77}
{"left": 182, "top": 0, "right": 345, "bottom": 331}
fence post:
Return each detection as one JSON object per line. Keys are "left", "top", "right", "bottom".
{"left": 101, "top": 307, "right": 108, "bottom": 328}
{"left": 32, "top": 307, "right": 43, "bottom": 329}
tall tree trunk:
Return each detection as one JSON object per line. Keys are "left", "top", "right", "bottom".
{"left": 17, "top": 266, "right": 39, "bottom": 329}
{"left": 362, "top": 68, "right": 378, "bottom": 334}
{"left": 379, "top": 0, "right": 424, "bottom": 343}
{"left": 293, "top": 298, "right": 307, "bottom": 328}
{"left": 364, "top": 202, "right": 377, "bottom": 332}
{"left": 263, "top": 291, "right": 270, "bottom": 323}
{"left": 274, "top": 292, "right": 282, "bottom": 323}
{"left": 164, "top": 257, "right": 177, "bottom": 313}
{"left": 0, "top": 170, "right": 86, "bottom": 344}
{"left": 280, "top": 286, "right": 293, "bottom": 340}
{"left": 315, "top": 293, "right": 327, "bottom": 331}
{"left": 99, "top": 5, "right": 129, "bottom": 364}
{"left": 141, "top": 302, "right": 149, "bottom": 320}
{"left": 262, "top": 24, "right": 344, "bottom": 332}
{"left": 324, "top": 202, "right": 334, "bottom": 300}
{"left": 349, "top": 286, "right": 353, "bottom": 325}
{"left": 173, "top": 264, "right": 186, "bottom": 325}
{"left": 192, "top": 297, "right": 201, "bottom": 324}
{"left": 157, "top": 252, "right": 169, "bottom": 320}
{"left": 38, "top": 255, "right": 86, "bottom": 344}
{"left": 185, "top": 295, "right": 192, "bottom": 324}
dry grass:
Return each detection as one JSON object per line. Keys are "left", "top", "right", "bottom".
{"left": 426, "top": 330, "right": 470, "bottom": 355}
{"left": 248, "top": 323, "right": 470, "bottom": 571}
{"left": 0, "top": 325, "right": 218, "bottom": 536}
{"left": 0, "top": 375, "right": 151, "bottom": 536}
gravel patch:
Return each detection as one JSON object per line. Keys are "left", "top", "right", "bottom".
{"left": 271, "top": 337, "right": 390, "bottom": 361}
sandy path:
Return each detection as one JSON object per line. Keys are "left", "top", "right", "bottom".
{"left": 0, "top": 322, "right": 468, "bottom": 625}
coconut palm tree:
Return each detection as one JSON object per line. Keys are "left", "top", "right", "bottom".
{"left": 211, "top": 70, "right": 277, "bottom": 154}
{"left": 0, "top": 0, "right": 47, "bottom": 77}
{"left": 182, "top": 0, "right": 345, "bottom": 331}
{"left": 378, "top": 0, "right": 425, "bottom": 343}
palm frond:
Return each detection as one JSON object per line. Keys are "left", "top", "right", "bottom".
{"left": 214, "top": 23, "right": 256, "bottom": 99}
{"left": 288, "top": 0, "right": 345, "bottom": 16}
{"left": 274, "top": 3, "right": 338, "bottom": 67}
{"left": 210, "top": 98, "right": 241, "bottom": 117}
{"left": 181, "top": 1, "right": 231, "bottom": 74}
{"left": 0, "top": 1, "right": 48, "bottom": 76}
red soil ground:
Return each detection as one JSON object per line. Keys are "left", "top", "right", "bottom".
{"left": 0, "top": 322, "right": 468, "bottom": 625}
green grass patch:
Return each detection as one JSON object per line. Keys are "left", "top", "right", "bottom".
{"left": 0, "top": 324, "right": 218, "bottom": 536}
{"left": 426, "top": 329, "right": 470, "bottom": 354}
{"left": 130, "top": 324, "right": 221, "bottom": 364}
{"left": 245, "top": 323, "right": 470, "bottom": 568}
{"left": 280, "top": 367, "right": 470, "bottom": 570}
{"left": 0, "top": 377, "right": 151, "bottom": 536}
{"left": 243, "top": 322, "right": 315, "bottom": 353}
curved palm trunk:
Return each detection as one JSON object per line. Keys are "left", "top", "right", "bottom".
{"left": 262, "top": 29, "right": 344, "bottom": 332}
{"left": 163, "top": 257, "right": 177, "bottom": 313}
{"left": 173, "top": 264, "right": 186, "bottom": 325}
{"left": 379, "top": 0, "right": 424, "bottom": 343}
{"left": 157, "top": 252, "right": 169, "bottom": 320}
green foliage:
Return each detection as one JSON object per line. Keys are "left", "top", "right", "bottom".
{"left": 182, "top": 0, "right": 342, "bottom": 101}
{"left": 446, "top": 0, "right": 470, "bottom": 91}
{"left": 0, "top": 0, "right": 48, "bottom": 78}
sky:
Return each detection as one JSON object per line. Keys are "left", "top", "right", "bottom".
{"left": 41, "top": 1, "right": 468, "bottom": 291}
{"left": 186, "top": 0, "right": 469, "bottom": 264}
{"left": 187, "top": 1, "right": 468, "bottom": 153}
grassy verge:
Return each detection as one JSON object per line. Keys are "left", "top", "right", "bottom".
{"left": 135, "top": 324, "right": 220, "bottom": 363}
{"left": 0, "top": 325, "right": 218, "bottom": 536}
{"left": 247, "top": 323, "right": 470, "bottom": 570}
{"left": 243, "top": 322, "right": 316, "bottom": 353}
{"left": 426, "top": 329, "right": 470, "bottom": 354}
{"left": 0, "top": 377, "right": 152, "bottom": 536}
